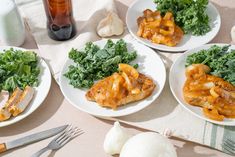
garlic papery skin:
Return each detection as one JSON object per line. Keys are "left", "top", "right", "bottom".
{"left": 231, "top": 25, "right": 235, "bottom": 43}
{"left": 103, "top": 121, "right": 131, "bottom": 155}
{"left": 97, "top": 12, "right": 124, "bottom": 37}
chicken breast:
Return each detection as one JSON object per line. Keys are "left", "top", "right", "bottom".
{"left": 9, "top": 86, "right": 34, "bottom": 117}
{"left": 86, "top": 72, "right": 156, "bottom": 109}
{"left": 0, "top": 88, "right": 22, "bottom": 121}
{"left": 0, "top": 86, "right": 34, "bottom": 121}
{"left": 0, "top": 91, "right": 9, "bottom": 109}
{"left": 183, "top": 64, "right": 235, "bottom": 121}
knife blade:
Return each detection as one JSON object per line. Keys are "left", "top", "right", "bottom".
{"left": 0, "top": 125, "right": 68, "bottom": 153}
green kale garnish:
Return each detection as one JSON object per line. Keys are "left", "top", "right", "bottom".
{"left": 0, "top": 48, "right": 40, "bottom": 92}
{"left": 64, "top": 39, "right": 138, "bottom": 88}
{"left": 186, "top": 45, "right": 235, "bottom": 86}
{"left": 154, "top": 0, "right": 210, "bottom": 35}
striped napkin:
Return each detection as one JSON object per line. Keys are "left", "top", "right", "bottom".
{"left": 16, "top": 0, "right": 235, "bottom": 155}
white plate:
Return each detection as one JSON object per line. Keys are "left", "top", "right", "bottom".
{"left": 0, "top": 46, "right": 51, "bottom": 127}
{"left": 59, "top": 39, "right": 166, "bottom": 117}
{"left": 126, "top": 0, "right": 221, "bottom": 52}
{"left": 170, "top": 44, "right": 235, "bottom": 126}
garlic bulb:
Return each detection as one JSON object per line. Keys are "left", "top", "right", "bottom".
{"left": 103, "top": 121, "right": 131, "bottom": 155}
{"left": 231, "top": 25, "right": 235, "bottom": 43}
{"left": 97, "top": 12, "right": 124, "bottom": 37}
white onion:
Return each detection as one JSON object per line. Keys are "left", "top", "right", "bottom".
{"left": 120, "top": 132, "right": 177, "bottom": 157}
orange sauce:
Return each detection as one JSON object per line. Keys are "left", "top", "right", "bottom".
{"left": 183, "top": 64, "right": 235, "bottom": 121}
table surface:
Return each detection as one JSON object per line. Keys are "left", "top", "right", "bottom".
{"left": 0, "top": 0, "right": 235, "bottom": 157}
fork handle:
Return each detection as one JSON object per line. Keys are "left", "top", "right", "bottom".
{"left": 31, "top": 147, "right": 49, "bottom": 157}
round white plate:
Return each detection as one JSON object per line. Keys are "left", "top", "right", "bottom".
{"left": 126, "top": 0, "right": 221, "bottom": 52}
{"left": 170, "top": 44, "right": 235, "bottom": 126}
{"left": 60, "top": 39, "right": 166, "bottom": 117}
{"left": 0, "top": 46, "right": 51, "bottom": 127}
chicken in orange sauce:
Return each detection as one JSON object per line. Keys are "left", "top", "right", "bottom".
{"left": 183, "top": 64, "right": 235, "bottom": 121}
{"left": 137, "top": 9, "right": 183, "bottom": 47}
{"left": 86, "top": 64, "right": 156, "bottom": 109}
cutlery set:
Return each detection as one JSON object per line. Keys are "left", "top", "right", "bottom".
{"left": 0, "top": 125, "right": 83, "bottom": 156}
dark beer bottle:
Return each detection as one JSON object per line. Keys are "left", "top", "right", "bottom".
{"left": 43, "top": 0, "right": 76, "bottom": 41}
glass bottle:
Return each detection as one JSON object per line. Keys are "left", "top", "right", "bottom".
{"left": 0, "top": 0, "right": 25, "bottom": 46}
{"left": 43, "top": 0, "right": 76, "bottom": 41}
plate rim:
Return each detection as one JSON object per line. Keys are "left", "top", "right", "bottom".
{"left": 0, "top": 46, "right": 52, "bottom": 127}
{"left": 126, "top": 0, "right": 221, "bottom": 52}
{"left": 59, "top": 39, "right": 166, "bottom": 117}
{"left": 169, "top": 43, "right": 235, "bottom": 126}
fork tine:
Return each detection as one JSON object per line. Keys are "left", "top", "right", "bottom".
{"left": 72, "top": 129, "right": 84, "bottom": 138}
{"left": 56, "top": 127, "right": 77, "bottom": 143}
{"left": 55, "top": 125, "right": 73, "bottom": 142}
{"left": 60, "top": 130, "right": 83, "bottom": 146}
{"left": 58, "top": 127, "right": 81, "bottom": 144}
{"left": 71, "top": 131, "right": 84, "bottom": 139}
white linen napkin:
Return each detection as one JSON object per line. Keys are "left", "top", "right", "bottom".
{"left": 16, "top": 0, "right": 235, "bottom": 155}
{"left": 17, "top": 0, "right": 118, "bottom": 80}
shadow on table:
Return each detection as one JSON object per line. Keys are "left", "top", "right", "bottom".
{"left": 173, "top": 136, "right": 228, "bottom": 157}
{"left": 210, "top": 2, "right": 235, "bottom": 43}
{"left": 0, "top": 79, "right": 63, "bottom": 136}
{"left": 97, "top": 119, "right": 223, "bottom": 157}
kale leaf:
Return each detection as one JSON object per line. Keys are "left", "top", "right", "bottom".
{"left": 186, "top": 45, "right": 235, "bottom": 86}
{"left": 0, "top": 48, "right": 40, "bottom": 92}
{"left": 64, "top": 39, "right": 138, "bottom": 88}
{"left": 154, "top": 0, "right": 210, "bottom": 35}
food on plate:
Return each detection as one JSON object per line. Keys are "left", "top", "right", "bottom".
{"left": 104, "top": 121, "right": 132, "bottom": 155}
{"left": 183, "top": 64, "right": 235, "bottom": 121}
{"left": 0, "top": 91, "right": 9, "bottom": 108}
{"left": 0, "top": 86, "right": 34, "bottom": 121}
{"left": 86, "top": 64, "right": 156, "bottom": 109}
{"left": 137, "top": 9, "right": 183, "bottom": 47}
{"left": 186, "top": 45, "right": 235, "bottom": 86}
{"left": 0, "top": 48, "right": 40, "bottom": 121}
{"left": 97, "top": 11, "right": 124, "bottom": 37}
{"left": 184, "top": 45, "right": 235, "bottom": 121}
{"left": 64, "top": 39, "right": 138, "bottom": 88}
{"left": 0, "top": 48, "right": 40, "bottom": 92}
{"left": 154, "top": 0, "right": 210, "bottom": 35}
{"left": 120, "top": 132, "right": 177, "bottom": 157}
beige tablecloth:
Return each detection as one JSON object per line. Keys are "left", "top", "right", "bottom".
{"left": 0, "top": 0, "right": 234, "bottom": 156}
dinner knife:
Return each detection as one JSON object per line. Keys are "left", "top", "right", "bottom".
{"left": 0, "top": 124, "right": 68, "bottom": 153}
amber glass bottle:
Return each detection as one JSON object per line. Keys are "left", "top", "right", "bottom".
{"left": 43, "top": 0, "right": 76, "bottom": 41}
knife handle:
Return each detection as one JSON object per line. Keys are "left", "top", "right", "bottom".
{"left": 0, "top": 143, "right": 7, "bottom": 153}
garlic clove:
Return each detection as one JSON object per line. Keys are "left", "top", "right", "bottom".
{"left": 103, "top": 121, "right": 132, "bottom": 155}
{"left": 97, "top": 12, "right": 124, "bottom": 37}
{"left": 231, "top": 25, "right": 235, "bottom": 43}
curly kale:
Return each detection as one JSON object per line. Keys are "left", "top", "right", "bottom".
{"left": 154, "top": 0, "right": 210, "bottom": 35}
{"left": 64, "top": 39, "right": 138, "bottom": 88}
{"left": 0, "top": 48, "right": 40, "bottom": 92}
{"left": 186, "top": 45, "right": 235, "bottom": 86}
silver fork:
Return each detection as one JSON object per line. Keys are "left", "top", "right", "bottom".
{"left": 221, "top": 138, "right": 235, "bottom": 155}
{"left": 31, "top": 125, "right": 83, "bottom": 157}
